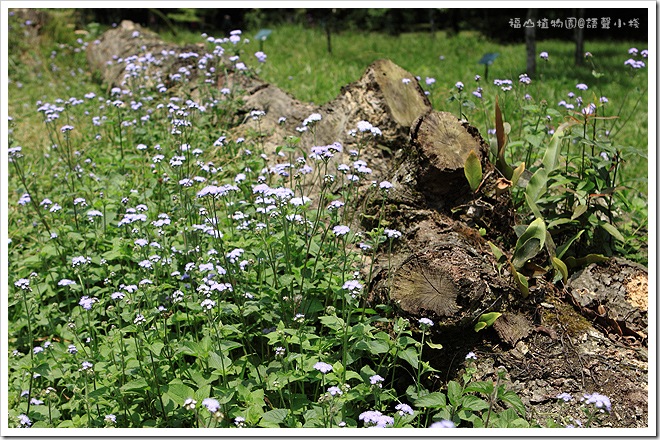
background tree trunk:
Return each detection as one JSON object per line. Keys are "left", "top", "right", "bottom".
{"left": 525, "top": 8, "right": 537, "bottom": 77}
{"left": 574, "top": 8, "right": 585, "bottom": 65}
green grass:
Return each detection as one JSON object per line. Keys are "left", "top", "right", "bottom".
{"left": 248, "top": 25, "right": 647, "bottom": 107}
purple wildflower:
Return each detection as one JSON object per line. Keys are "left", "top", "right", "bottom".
{"left": 314, "top": 361, "right": 333, "bottom": 374}
{"left": 430, "top": 420, "right": 456, "bottom": 428}
{"left": 332, "top": 225, "right": 350, "bottom": 236}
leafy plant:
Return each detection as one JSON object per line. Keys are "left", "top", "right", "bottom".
{"left": 474, "top": 312, "right": 502, "bottom": 332}
{"left": 464, "top": 150, "right": 483, "bottom": 192}
{"left": 411, "top": 356, "right": 529, "bottom": 428}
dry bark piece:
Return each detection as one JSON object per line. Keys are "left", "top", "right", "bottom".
{"left": 566, "top": 257, "right": 648, "bottom": 341}
{"left": 492, "top": 312, "right": 534, "bottom": 347}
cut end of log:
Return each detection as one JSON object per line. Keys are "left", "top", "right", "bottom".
{"left": 409, "top": 111, "right": 489, "bottom": 207}
{"left": 368, "top": 59, "right": 432, "bottom": 128}
{"left": 391, "top": 256, "right": 461, "bottom": 318}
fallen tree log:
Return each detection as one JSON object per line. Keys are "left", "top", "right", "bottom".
{"left": 87, "top": 21, "right": 432, "bottom": 184}
{"left": 365, "top": 108, "right": 518, "bottom": 333}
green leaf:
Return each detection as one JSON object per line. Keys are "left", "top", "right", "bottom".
{"left": 551, "top": 257, "right": 568, "bottom": 284}
{"left": 192, "top": 385, "right": 212, "bottom": 404}
{"left": 120, "top": 378, "right": 149, "bottom": 393}
{"left": 88, "top": 386, "right": 111, "bottom": 400}
{"left": 162, "top": 380, "right": 195, "bottom": 407}
{"left": 512, "top": 238, "right": 541, "bottom": 269}
{"left": 565, "top": 254, "right": 610, "bottom": 269}
{"left": 464, "top": 150, "right": 483, "bottom": 192}
{"left": 521, "top": 218, "right": 547, "bottom": 246}
{"left": 525, "top": 193, "right": 543, "bottom": 220}
{"left": 542, "top": 119, "right": 579, "bottom": 172}
{"left": 499, "top": 390, "right": 526, "bottom": 416}
{"left": 495, "top": 408, "right": 523, "bottom": 427}
{"left": 464, "top": 381, "right": 494, "bottom": 396}
{"left": 509, "top": 418, "right": 531, "bottom": 428}
{"left": 359, "top": 364, "right": 378, "bottom": 383}
{"left": 208, "top": 351, "right": 232, "bottom": 373}
{"left": 510, "top": 264, "right": 529, "bottom": 298}
{"left": 398, "top": 347, "right": 419, "bottom": 370}
{"left": 571, "top": 204, "right": 588, "bottom": 220}
{"left": 345, "top": 370, "right": 363, "bottom": 382}
{"left": 487, "top": 241, "right": 507, "bottom": 264}
{"left": 147, "top": 341, "right": 164, "bottom": 356}
{"left": 556, "top": 230, "right": 584, "bottom": 259}
{"left": 495, "top": 97, "right": 514, "bottom": 180}
{"left": 356, "top": 338, "right": 390, "bottom": 354}
{"left": 447, "top": 381, "right": 462, "bottom": 407}
{"left": 247, "top": 401, "right": 266, "bottom": 425}
{"left": 460, "top": 395, "right": 490, "bottom": 412}
{"left": 218, "top": 340, "right": 243, "bottom": 353}
{"left": 511, "top": 162, "right": 525, "bottom": 187}
{"left": 426, "top": 340, "right": 444, "bottom": 350}
{"left": 526, "top": 168, "right": 548, "bottom": 205}
{"left": 414, "top": 392, "right": 447, "bottom": 408}
{"left": 544, "top": 231, "right": 557, "bottom": 258}
{"left": 547, "top": 218, "right": 575, "bottom": 229}
{"left": 474, "top": 322, "right": 487, "bottom": 332}
{"left": 214, "top": 389, "right": 235, "bottom": 405}
{"left": 319, "top": 314, "right": 345, "bottom": 332}
{"left": 259, "top": 408, "right": 289, "bottom": 427}
{"left": 459, "top": 410, "right": 484, "bottom": 427}
{"left": 600, "top": 222, "right": 625, "bottom": 242}
{"left": 512, "top": 218, "right": 546, "bottom": 269}
{"left": 478, "top": 312, "right": 502, "bottom": 327}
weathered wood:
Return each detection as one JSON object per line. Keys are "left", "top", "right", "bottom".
{"left": 238, "top": 58, "right": 433, "bottom": 168}
{"left": 409, "top": 110, "right": 490, "bottom": 208}
{"left": 566, "top": 257, "right": 648, "bottom": 340}
{"left": 492, "top": 312, "right": 534, "bottom": 346}
{"left": 363, "top": 108, "right": 516, "bottom": 329}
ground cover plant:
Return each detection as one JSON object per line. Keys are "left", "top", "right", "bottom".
{"left": 7, "top": 10, "right": 648, "bottom": 429}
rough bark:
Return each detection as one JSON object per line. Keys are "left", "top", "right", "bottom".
{"left": 566, "top": 257, "right": 648, "bottom": 340}
{"left": 238, "top": 58, "right": 433, "bottom": 169}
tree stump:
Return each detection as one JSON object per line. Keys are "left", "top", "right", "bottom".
{"left": 365, "top": 109, "right": 517, "bottom": 333}
{"left": 410, "top": 110, "right": 490, "bottom": 209}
